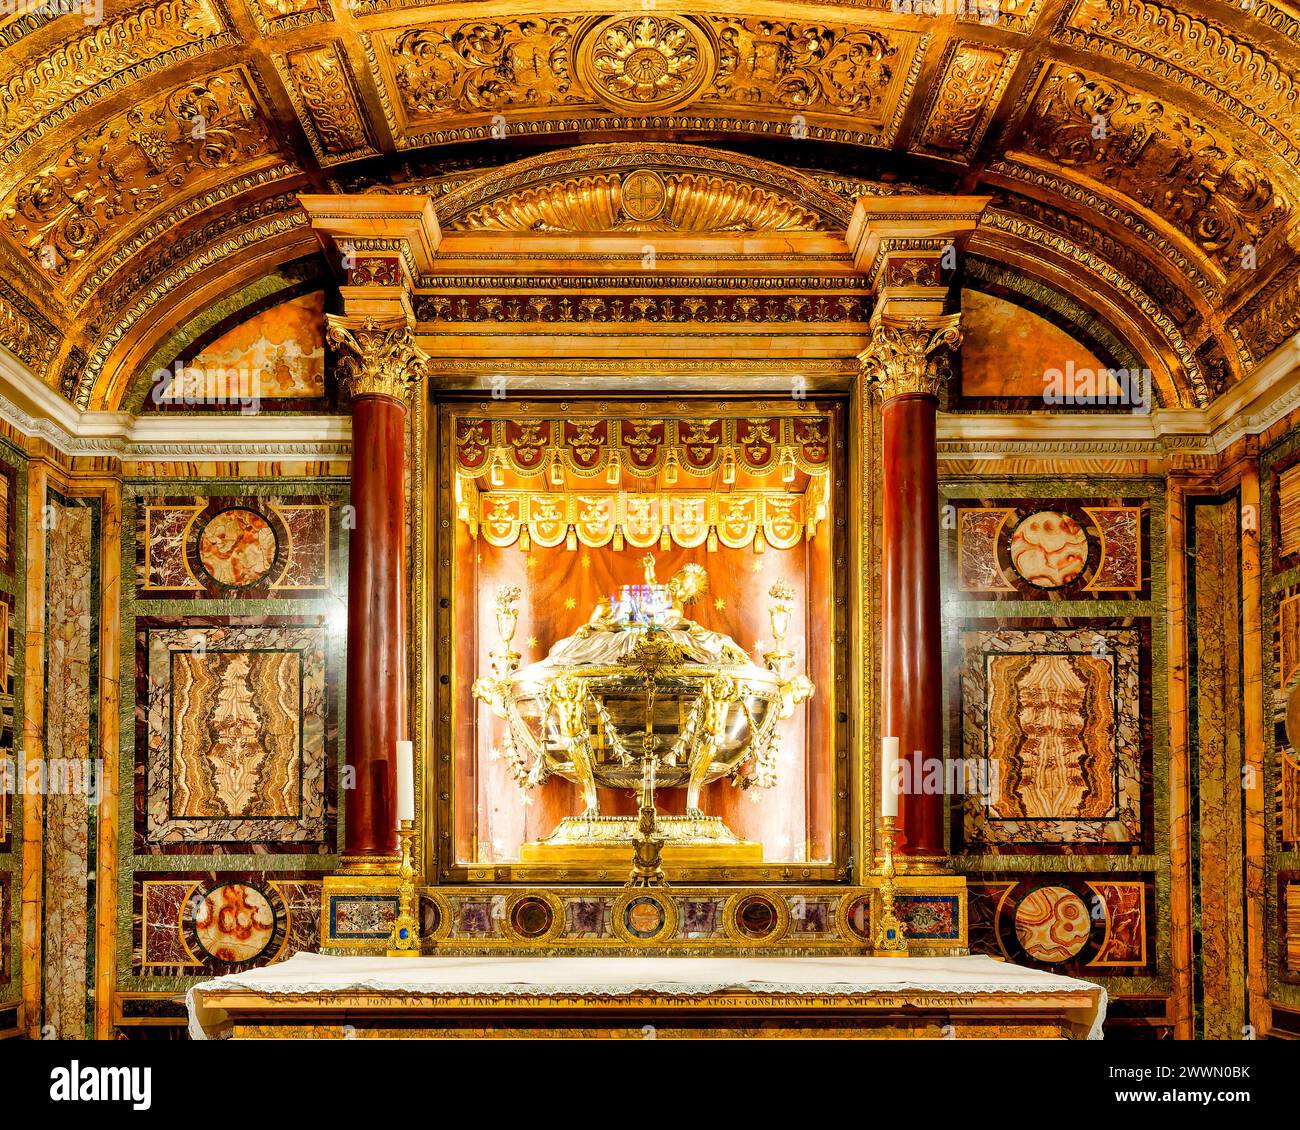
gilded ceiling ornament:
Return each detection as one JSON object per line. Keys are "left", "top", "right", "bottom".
{"left": 389, "top": 19, "right": 579, "bottom": 117}
{"left": 1018, "top": 66, "right": 1290, "bottom": 271}
{"left": 326, "top": 314, "right": 430, "bottom": 402}
{"left": 281, "top": 44, "right": 374, "bottom": 162}
{"left": 1060, "top": 0, "right": 1300, "bottom": 162}
{"left": 1, "top": 70, "right": 275, "bottom": 280}
{"left": 859, "top": 315, "right": 963, "bottom": 401}
{"left": 915, "top": 43, "right": 1015, "bottom": 159}
{"left": 709, "top": 19, "right": 896, "bottom": 114}
{"left": 576, "top": 13, "right": 716, "bottom": 112}
{"left": 0, "top": 0, "right": 226, "bottom": 152}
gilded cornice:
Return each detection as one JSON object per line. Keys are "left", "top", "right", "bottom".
{"left": 859, "top": 315, "right": 963, "bottom": 402}
{"left": 326, "top": 314, "right": 430, "bottom": 401}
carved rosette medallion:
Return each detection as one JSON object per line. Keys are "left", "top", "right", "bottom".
{"left": 576, "top": 14, "right": 717, "bottom": 112}
{"left": 858, "top": 315, "right": 963, "bottom": 401}
{"left": 326, "top": 314, "right": 430, "bottom": 402}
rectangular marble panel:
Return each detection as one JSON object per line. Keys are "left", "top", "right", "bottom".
{"left": 137, "top": 621, "right": 333, "bottom": 853}
{"left": 42, "top": 493, "right": 98, "bottom": 1039}
{"left": 957, "top": 624, "right": 1148, "bottom": 852}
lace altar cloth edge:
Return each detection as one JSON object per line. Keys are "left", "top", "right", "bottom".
{"left": 186, "top": 953, "right": 1107, "bottom": 1040}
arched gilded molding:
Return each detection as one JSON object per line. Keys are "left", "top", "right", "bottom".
{"left": 970, "top": 217, "right": 1194, "bottom": 409}
{"left": 83, "top": 217, "right": 318, "bottom": 411}
{"left": 117, "top": 256, "right": 329, "bottom": 415}
{"left": 0, "top": 2, "right": 1298, "bottom": 410}
{"left": 433, "top": 143, "right": 853, "bottom": 232}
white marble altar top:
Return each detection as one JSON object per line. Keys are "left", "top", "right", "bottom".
{"left": 187, "top": 952, "right": 1106, "bottom": 1039}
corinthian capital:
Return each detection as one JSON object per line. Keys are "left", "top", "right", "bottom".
{"left": 858, "top": 314, "right": 962, "bottom": 401}
{"left": 327, "top": 314, "right": 430, "bottom": 402}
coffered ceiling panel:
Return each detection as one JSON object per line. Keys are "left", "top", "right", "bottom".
{"left": 0, "top": 0, "right": 1295, "bottom": 411}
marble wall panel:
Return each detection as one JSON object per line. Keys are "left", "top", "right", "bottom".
{"left": 947, "top": 498, "right": 1148, "bottom": 600}
{"left": 138, "top": 496, "right": 336, "bottom": 599}
{"left": 41, "top": 492, "right": 99, "bottom": 1039}
{"left": 133, "top": 873, "right": 322, "bottom": 978}
{"left": 955, "top": 623, "right": 1149, "bottom": 852}
{"left": 135, "top": 620, "right": 334, "bottom": 854}
{"left": 967, "top": 875, "right": 1153, "bottom": 976}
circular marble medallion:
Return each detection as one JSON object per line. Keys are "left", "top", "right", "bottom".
{"left": 1008, "top": 510, "right": 1088, "bottom": 588}
{"left": 510, "top": 896, "right": 555, "bottom": 940}
{"left": 194, "top": 883, "right": 275, "bottom": 963}
{"left": 624, "top": 896, "right": 667, "bottom": 939}
{"left": 197, "top": 507, "right": 277, "bottom": 588}
{"left": 1014, "top": 885, "right": 1090, "bottom": 963}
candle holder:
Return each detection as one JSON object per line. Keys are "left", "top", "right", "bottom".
{"left": 873, "top": 814, "right": 909, "bottom": 957}
{"left": 386, "top": 820, "right": 421, "bottom": 958}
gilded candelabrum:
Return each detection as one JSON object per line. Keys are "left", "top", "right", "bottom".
{"left": 627, "top": 755, "right": 668, "bottom": 887}
{"left": 873, "top": 814, "right": 909, "bottom": 956}
{"left": 386, "top": 820, "right": 420, "bottom": 958}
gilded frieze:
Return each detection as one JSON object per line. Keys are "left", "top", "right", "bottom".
{"left": 0, "top": 0, "right": 232, "bottom": 157}
{"left": 372, "top": 16, "right": 921, "bottom": 145}
{"left": 1, "top": 68, "right": 282, "bottom": 283}
{"left": 1014, "top": 66, "right": 1290, "bottom": 273}
{"left": 1057, "top": 0, "right": 1300, "bottom": 163}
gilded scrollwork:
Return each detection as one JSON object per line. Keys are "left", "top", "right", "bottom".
{"left": 281, "top": 44, "right": 375, "bottom": 162}
{"left": 326, "top": 315, "right": 431, "bottom": 402}
{"left": 915, "top": 43, "right": 1017, "bottom": 159}
{"left": 1016, "top": 66, "right": 1290, "bottom": 271}
{"left": 390, "top": 19, "right": 579, "bottom": 118}
{"left": 1, "top": 70, "right": 278, "bottom": 279}
{"left": 0, "top": 0, "right": 228, "bottom": 153}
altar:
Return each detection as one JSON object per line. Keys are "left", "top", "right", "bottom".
{"left": 187, "top": 953, "right": 1105, "bottom": 1040}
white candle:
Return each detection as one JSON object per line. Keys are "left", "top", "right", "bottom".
{"left": 395, "top": 740, "right": 415, "bottom": 825}
{"left": 881, "top": 736, "right": 900, "bottom": 818}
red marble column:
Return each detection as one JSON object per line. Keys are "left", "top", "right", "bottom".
{"left": 344, "top": 393, "right": 408, "bottom": 861}
{"left": 880, "top": 390, "right": 944, "bottom": 858}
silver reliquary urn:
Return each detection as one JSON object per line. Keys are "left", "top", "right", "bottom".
{"left": 473, "top": 555, "right": 813, "bottom": 862}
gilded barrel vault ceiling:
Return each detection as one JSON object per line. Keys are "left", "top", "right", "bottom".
{"left": 0, "top": 0, "right": 1298, "bottom": 410}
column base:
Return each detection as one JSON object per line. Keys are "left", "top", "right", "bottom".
{"left": 337, "top": 853, "right": 402, "bottom": 876}
{"left": 874, "top": 854, "right": 954, "bottom": 876}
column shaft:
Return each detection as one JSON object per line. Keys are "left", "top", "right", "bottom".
{"left": 344, "top": 394, "right": 408, "bottom": 859}
{"left": 880, "top": 391, "right": 944, "bottom": 857}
